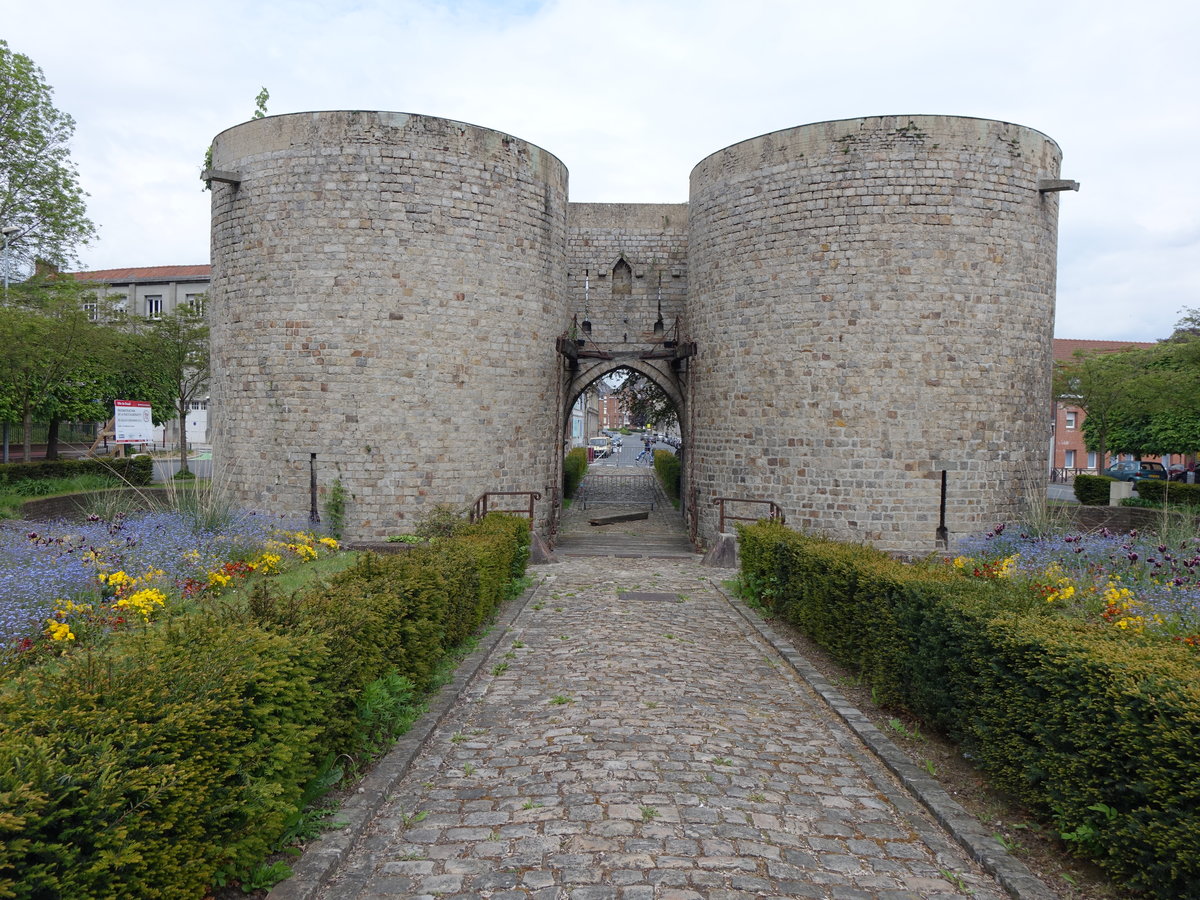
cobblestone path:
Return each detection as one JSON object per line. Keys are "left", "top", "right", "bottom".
{"left": 311, "top": 555, "right": 1021, "bottom": 900}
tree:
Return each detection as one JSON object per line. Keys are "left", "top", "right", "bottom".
{"left": 612, "top": 369, "right": 678, "bottom": 432}
{"left": 0, "top": 40, "right": 96, "bottom": 276}
{"left": 143, "top": 304, "right": 209, "bottom": 476}
{"left": 0, "top": 276, "right": 97, "bottom": 460}
{"left": 1053, "top": 349, "right": 1148, "bottom": 469}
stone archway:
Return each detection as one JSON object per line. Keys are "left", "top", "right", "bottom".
{"left": 557, "top": 354, "right": 692, "bottom": 545}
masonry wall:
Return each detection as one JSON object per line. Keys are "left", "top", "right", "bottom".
{"left": 565, "top": 203, "right": 688, "bottom": 355}
{"left": 687, "top": 115, "right": 1063, "bottom": 556}
{"left": 208, "top": 112, "right": 567, "bottom": 538}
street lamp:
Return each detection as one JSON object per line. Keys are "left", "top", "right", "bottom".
{"left": 2, "top": 225, "right": 19, "bottom": 300}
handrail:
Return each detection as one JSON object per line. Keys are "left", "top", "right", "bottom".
{"left": 470, "top": 491, "right": 541, "bottom": 524}
{"left": 712, "top": 496, "right": 785, "bottom": 533}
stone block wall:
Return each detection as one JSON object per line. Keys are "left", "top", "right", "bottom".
{"left": 565, "top": 203, "right": 688, "bottom": 353}
{"left": 206, "top": 111, "right": 1065, "bottom": 556}
{"left": 687, "top": 115, "right": 1063, "bottom": 555}
{"left": 208, "top": 112, "right": 568, "bottom": 538}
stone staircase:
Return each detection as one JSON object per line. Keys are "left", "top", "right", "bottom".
{"left": 552, "top": 467, "right": 696, "bottom": 558}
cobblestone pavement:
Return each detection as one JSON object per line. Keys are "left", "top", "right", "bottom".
{"left": 313, "top": 555, "right": 1020, "bottom": 899}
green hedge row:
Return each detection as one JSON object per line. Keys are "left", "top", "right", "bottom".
{"left": 1130, "top": 479, "right": 1200, "bottom": 507}
{"left": 563, "top": 447, "right": 588, "bottom": 499}
{"left": 0, "top": 513, "right": 530, "bottom": 899}
{"left": 0, "top": 455, "right": 153, "bottom": 487}
{"left": 653, "top": 449, "right": 680, "bottom": 504}
{"left": 1073, "top": 473, "right": 1114, "bottom": 505}
{"left": 737, "top": 521, "right": 1200, "bottom": 899}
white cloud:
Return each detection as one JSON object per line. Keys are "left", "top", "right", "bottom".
{"left": 5, "top": 0, "right": 1197, "bottom": 340}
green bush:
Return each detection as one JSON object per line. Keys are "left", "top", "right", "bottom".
{"left": 1074, "top": 473, "right": 1115, "bottom": 505}
{"left": 736, "top": 521, "right": 1200, "bottom": 899}
{"left": 563, "top": 447, "right": 588, "bottom": 499}
{"left": 0, "top": 454, "right": 153, "bottom": 487}
{"left": 0, "top": 513, "right": 531, "bottom": 898}
{"left": 0, "top": 618, "right": 325, "bottom": 899}
{"left": 1132, "top": 479, "right": 1200, "bottom": 507}
{"left": 653, "top": 449, "right": 680, "bottom": 503}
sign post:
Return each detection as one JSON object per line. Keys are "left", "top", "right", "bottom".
{"left": 113, "top": 400, "right": 154, "bottom": 446}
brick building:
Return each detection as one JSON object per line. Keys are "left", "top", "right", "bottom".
{"left": 1051, "top": 338, "right": 1155, "bottom": 475}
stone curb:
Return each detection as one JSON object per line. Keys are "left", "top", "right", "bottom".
{"left": 266, "top": 576, "right": 545, "bottom": 900}
{"left": 718, "top": 587, "right": 1059, "bottom": 900}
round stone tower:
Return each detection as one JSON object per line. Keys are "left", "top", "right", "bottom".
{"left": 208, "top": 111, "right": 567, "bottom": 538}
{"left": 686, "top": 115, "right": 1064, "bottom": 555}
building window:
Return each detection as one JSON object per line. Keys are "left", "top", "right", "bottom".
{"left": 1065, "top": 449, "right": 1076, "bottom": 469}
{"left": 1065, "top": 411, "right": 1077, "bottom": 430}
{"left": 185, "top": 293, "right": 204, "bottom": 316}
{"left": 1087, "top": 451, "right": 1097, "bottom": 470}
{"left": 82, "top": 302, "right": 98, "bottom": 322}
{"left": 146, "top": 295, "right": 162, "bottom": 320}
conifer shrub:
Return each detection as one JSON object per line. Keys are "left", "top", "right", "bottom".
{"left": 563, "top": 447, "right": 588, "bottom": 498}
{"left": 653, "top": 449, "right": 680, "bottom": 503}
{"left": 0, "top": 617, "right": 325, "bottom": 899}
{"left": 735, "top": 520, "right": 1200, "bottom": 899}
{"left": 0, "top": 512, "right": 531, "bottom": 898}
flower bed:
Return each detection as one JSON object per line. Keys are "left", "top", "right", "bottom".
{"left": 1, "top": 511, "right": 336, "bottom": 665}
{"left": 0, "top": 511, "right": 530, "bottom": 899}
{"left": 953, "top": 522, "right": 1200, "bottom": 646}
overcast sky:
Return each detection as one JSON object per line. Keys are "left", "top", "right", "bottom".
{"left": 5, "top": 0, "right": 1197, "bottom": 341}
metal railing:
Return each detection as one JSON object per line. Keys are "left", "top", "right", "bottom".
{"left": 1050, "top": 467, "right": 1099, "bottom": 483}
{"left": 712, "top": 497, "right": 785, "bottom": 533}
{"left": 470, "top": 491, "right": 541, "bottom": 524}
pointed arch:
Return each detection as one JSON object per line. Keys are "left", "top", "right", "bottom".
{"left": 563, "top": 357, "right": 685, "bottom": 432}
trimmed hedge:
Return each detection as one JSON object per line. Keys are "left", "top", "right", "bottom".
{"left": 653, "top": 449, "right": 680, "bottom": 504}
{"left": 738, "top": 521, "right": 1200, "bottom": 899}
{"left": 0, "top": 455, "right": 153, "bottom": 487}
{"left": 1073, "top": 473, "right": 1114, "bottom": 505}
{"left": 0, "top": 513, "right": 529, "bottom": 899}
{"left": 563, "top": 447, "right": 588, "bottom": 499}
{"left": 1131, "top": 479, "right": 1200, "bottom": 507}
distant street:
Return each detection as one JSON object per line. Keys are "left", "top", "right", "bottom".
{"left": 588, "top": 433, "right": 672, "bottom": 468}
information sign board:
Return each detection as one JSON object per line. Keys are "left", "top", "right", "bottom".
{"left": 114, "top": 400, "right": 154, "bottom": 444}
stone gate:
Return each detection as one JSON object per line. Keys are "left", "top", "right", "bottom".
{"left": 206, "top": 112, "right": 1069, "bottom": 555}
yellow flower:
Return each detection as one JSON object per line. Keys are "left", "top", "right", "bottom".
{"left": 253, "top": 552, "right": 283, "bottom": 574}
{"left": 115, "top": 587, "right": 167, "bottom": 620}
{"left": 45, "top": 619, "right": 75, "bottom": 641}
{"left": 318, "top": 536, "right": 339, "bottom": 550}
{"left": 952, "top": 556, "right": 969, "bottom": 569}
{"left": 104, "top": 570, "right": 133, "bottom": 588}
{"left": 996, "top": 554, "right": 1019, "bottom": 579}
{"left": 208, "top": 571, "right": 232, "bottom": 588}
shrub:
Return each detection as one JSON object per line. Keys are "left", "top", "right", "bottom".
{"left": 0, "top": 455, "right": 153, "bottom": 487}
{"left": 563, "top": 447, "right": 588, "bottom": 499}
{"left": 736, "top": 521, "right": 1200, "bottom": 899}
{"left": 653, "top": 449, "right": 680, "bottom": 503}
{"left": 0, "top": 512, "right": 531, "bottom": 898}
{"left": 0, "top": 617, "right": 325, "bottom": 899}
{"left": 1074, "top": 473, "right": 1114, "bottom": 506}
{"left": 1133, "top": 479, "right": 1200, "bottom": 508}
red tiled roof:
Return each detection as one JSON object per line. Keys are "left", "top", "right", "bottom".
{"left": 71, "top": 265, "right": 211, "bottom": 283}
{"left": 1053, "top": 338, "right": 1154, "bottom": 363}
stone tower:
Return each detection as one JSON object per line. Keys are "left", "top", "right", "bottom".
{"left": 208, "top": 112, "right": 1067, "bottom": 555}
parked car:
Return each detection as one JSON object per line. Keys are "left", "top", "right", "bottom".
{"left": 587, "top": 436, "right": 612, "bottom": 459}
{"left": 1103, "top": 460, "right": 1168, "bottom": 481}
